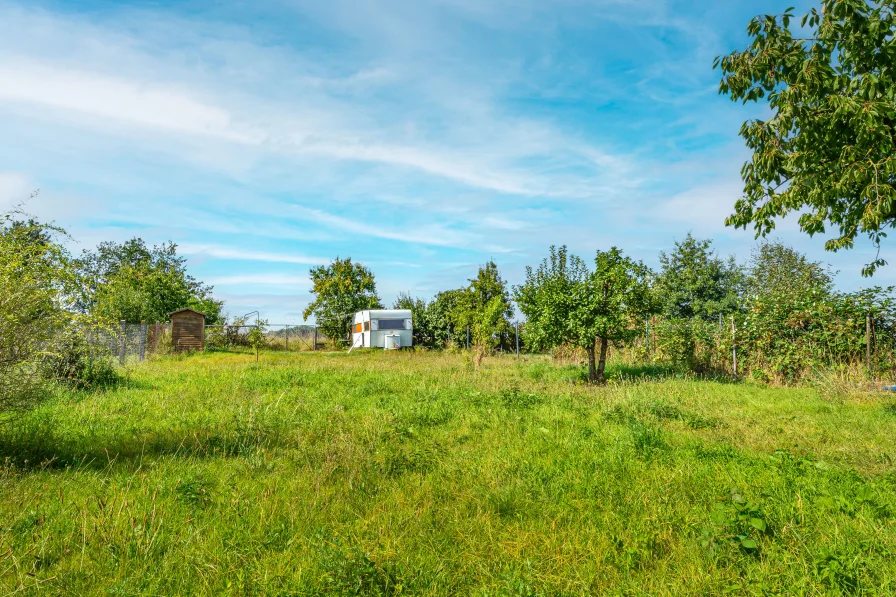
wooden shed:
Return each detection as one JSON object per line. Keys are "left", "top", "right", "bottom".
{"left": 169, "top": 308, "right": 206, "bottom": 352}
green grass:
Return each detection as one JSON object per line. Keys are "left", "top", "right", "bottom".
{"left": 1, "top": 350, "right": 895, "bottom": 596}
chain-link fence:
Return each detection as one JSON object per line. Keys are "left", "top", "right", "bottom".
{"left": 86, "top": 322, "right": 153, "bottom": 363}
{"left": 204, "top": 324, "right": 328, "bottom": 352}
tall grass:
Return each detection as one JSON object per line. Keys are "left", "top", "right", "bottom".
{"left": 1, "top": 350, "right": 894, "bottom": 595}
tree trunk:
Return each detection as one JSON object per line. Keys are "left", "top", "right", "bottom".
{"left": 474, "top": 345, "right": 485, "bottom": 370}
{"left": 596, "top": 336, "right": 609, "bottom": 384}
{"left": 586, "top": 344, "right": 597, "bottom": 383}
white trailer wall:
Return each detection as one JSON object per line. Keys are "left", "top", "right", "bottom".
{"left": 351, "top": 309, "right": 413, "bottom": 349}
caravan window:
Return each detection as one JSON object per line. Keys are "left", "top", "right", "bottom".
{"left": 376, "top": 319, "right": 405, "bottom": 330}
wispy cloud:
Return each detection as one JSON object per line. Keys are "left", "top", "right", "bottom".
{"left": 206, "top": 273, "right": 311, "bottom": 286}
{"left": 5, "top": 0, "right": 883, "bottom": 325}
{"left": 178, "top": 244, "right": 330, "bottom": 265}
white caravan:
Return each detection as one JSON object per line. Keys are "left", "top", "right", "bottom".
{"left": 350, "top": 309, "right": 413, "bottom": 350}
{"left": 351, "top": 309, "right": 414, "bottom": 350}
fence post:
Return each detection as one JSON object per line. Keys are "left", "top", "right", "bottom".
{"left": 139, "top": 322, "right": 147, "bottom": 361}
{"left": 466, "top": 325, "right": 470, "bottom": 350}
{"left": 866, "top": 312, "right": 872, "bottom": 376}
{"left": 515, "top": 322, "right": 520, "bottom": 358}
{"left": 313, "top": 326, "right": 318, "bottom": 351}
{"left": 731, "top": 317, "right": 737, "bottom": 381}
{"left": 119, "top": 320, "right": 127, "bottom": 364}
{"left": 645, "top": 317, "right": 650, "bottom": 352}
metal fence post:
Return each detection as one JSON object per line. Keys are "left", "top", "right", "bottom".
{"left": 466, "top": 325, "right": 470, "bottom": 350}
{"left": 119, "top": 320, "right": 127, "bottom": 364}
{"left": 515, "top": 322, "right": 520, "bottom": 358}
{"left": 645, "top": 317, "right": 650, "bottom": 352}
{"left": 731, "top": 317, "right": 737, "bottom": 381}
{"left": 313, "top": 326, "right": 318, "bottom": 351}
{"left": 866, "top": 312, "right": 872, "bottom": 376}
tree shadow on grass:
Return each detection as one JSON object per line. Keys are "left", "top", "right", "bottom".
{"left": 0, "top": 417, "right": 286, "bottom": 473}
{"left": 604, "top": 363, "right": 740, "bottom": 385}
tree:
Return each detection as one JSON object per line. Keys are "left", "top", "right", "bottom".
{"left": 745, "top": 240, "right": 834, "bottom": 300}
{"left": 247, "top": 319, "right": 269, "bottom": 363}
{"left": 0, "top": 214, "right": 74, "bottom": 413}
{"left": 657, "top": 234, "right": 742, "bottom": 320}
{"left": 428, "top": 289, "right": 467, "bottom": 347}
{"left": 76, "top": 239, "right": 223, "bottom": 324}
{"left": 717, "top": 0, "right": 896, "bottom": 275}
{"left": 452, "top": 261, "right": 514, "bottom": 366}
{"left": 515, "top": 245, "right": 585, "bottom": 354}
{"left": 303, "top": 257, "right": 382, "bottom": 345}
{"left": 575, "top": 248, "right": 657, "bottom": 383}
{"left": 393, "top": 292, "right": 437, "bottom": 348}
{"left": 517, "top": 246, "right": 656, "bottom": 383}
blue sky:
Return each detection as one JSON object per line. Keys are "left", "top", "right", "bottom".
{"left": 1, "top": 0, "right": 892, "bottom": 324}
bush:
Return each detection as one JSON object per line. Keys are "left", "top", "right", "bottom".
{"left": 654, "top": 318, "right": 719, "bottom": 373}
{"left": 1, "top": 216, "right": 74, "bottom": 413}
{"left": 42, "top": 327, "right": 119, "bottom": 389}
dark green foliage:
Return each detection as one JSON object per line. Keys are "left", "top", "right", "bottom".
{"left": 303, "top": 257, "right": 382, "bottom": 346}
{"left": 320, "top": 544, "right": 401, "bottom": 596}
{"left": 629, "top": 421, "right": 666, "bottom": 458}
{"left": 701, "top": 493, "right": 769, "bottom": 554}
{"left": 453, "top": 261, "right": 515, "bottom": 362}
{"left": 42, "top": 327, "right": 119, "bottom": 389}
{"left": 652, "top": 318, "right": 721, "bottom": 373}
{"left": 428, "top": 288, "right": 467, "bottom": 347}
{"left": 393, "top": 292, "right": 452, "bottom": 349}
{"left": 733, "top": 244, "right": 896, "bottom": 381}
{"left": 499, "top": 386, "right": 541, "bottom": 409}
{"left": 717, "top": 0, "right": 896, "bottom": 275}
{"left": 1, "top": 214, "right": 77, "bottom": 413}
{"left": 745, "top": 241, "right": 834, "bottom": 301}
{"left": 76, "top": 238, "right": 223, "bottom": 324}
{"left": 173, "top": 472, "right": 214, "bottom": 508}
{"left": 814, "top": 548, "right": 862, "bottom": 594}
{"left": 657, "top": 234, "right": 741, "bottom": 320}
{"left": 517, "top": 246, "right": 657, "bottom": 383}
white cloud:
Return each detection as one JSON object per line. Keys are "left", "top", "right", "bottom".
{"left": 0, "top": 4, "right": 641, "bottom": 201}
{"left": 0, "top": 59, "right": 251, "bottom": 141}
{"left": 207, "top": 273, "right": 310, "bottom": 286}
{"left": 289, "top": 206, "right": 480, "bottom": 248}
{"left": 654, "top": 182, "right": 742, "bottom": 235}
{"left": 0, "top": 171, "right": 32, "bottom": 210}
{"left": 178, "top": 244, "right": 330, "bottom": 265}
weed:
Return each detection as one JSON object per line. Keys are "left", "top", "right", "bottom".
{"left": 499, "top": 386, "right": 541, "bottom": 409}
{"left": 320, "top": 545, "right": 402, "bottom": 596}
{"left": 630, "top": 421, "right": 666, "bottom": 458}
{"left": 814, "top": 548, "right": 862, "bottom": 594}
{"left": 701, "top": 492, "right": 770, "bottom": 554}
{"left": 173, "top": 472, "right": 214, "bottom": 508}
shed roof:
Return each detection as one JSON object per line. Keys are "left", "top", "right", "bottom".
{"left": 168, "top": 308, "right": 206, "bottom": 317}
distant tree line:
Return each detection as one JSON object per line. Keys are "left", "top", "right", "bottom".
{"left": 305, "top": 234, "right": 896, "bottom": 384}
{"left": 1, "top": 212, "right": 225, "bottom": 413}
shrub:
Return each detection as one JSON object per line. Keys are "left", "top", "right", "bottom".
{"left": 41, "top": 327, "right": 119, "bottom": 389}
{"left": 1, "top": 215, "right": 74, "bottom": 413}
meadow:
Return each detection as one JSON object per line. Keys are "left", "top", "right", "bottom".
{"left": 1, "top": 350, "right": 895, "bottom": 596}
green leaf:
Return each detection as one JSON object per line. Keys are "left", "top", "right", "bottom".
{"left": 741, "top": 538, "right": 759, "bottom": 550}
{"left": 750, "top": 518, "right": 767, "bottom": 532}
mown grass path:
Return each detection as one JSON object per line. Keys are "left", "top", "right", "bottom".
{"left": 1, "top": 351, "right": 894, "bottom": 595}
